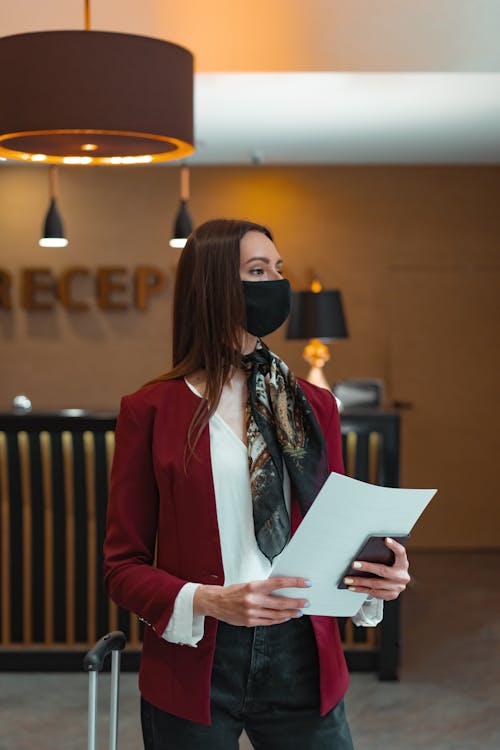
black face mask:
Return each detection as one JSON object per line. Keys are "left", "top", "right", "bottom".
{"left": 242, "top": 279, "right": 291, "bottom": 337}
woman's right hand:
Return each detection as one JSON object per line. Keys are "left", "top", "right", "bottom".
{"left": 193, "top": 577, "right": 311, "bottom": 626}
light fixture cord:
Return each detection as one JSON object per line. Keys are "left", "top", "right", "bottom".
{"left": 49, "top": 166, "right": 58, "bottom": 200}
{"left": 180, "top": 167, "right": 190, "bottom": 201}
{"left": 84, "top": 0, "right": 91, "bottom": 31}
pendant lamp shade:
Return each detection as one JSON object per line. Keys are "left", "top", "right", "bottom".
{"left": 39, "top": 166, "right": 68, "bottom": 247}
{"left": 39, "top": 198, "right": 68, "bottom": 248}
{"left": 169, "top": 166, "right": 193, "bottom": 248}
{"left": 170, "top": 200, "right": 193, "bottom": 248}
{"left": 0, "top": 31, "right": 194, "bottom": 165}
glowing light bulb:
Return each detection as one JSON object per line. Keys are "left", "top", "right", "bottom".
{"left": 311, "top": 279, "right": 322, "bottom": 293}
{"left": 62, "top": 156, "right": 93, "bottom": 165}
{"left": 39, "top": 237, "right": 69, "bottom": 248}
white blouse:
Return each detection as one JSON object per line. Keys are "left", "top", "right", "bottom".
{"left": 162, "top": 380, "right": 383, "bottom": 646}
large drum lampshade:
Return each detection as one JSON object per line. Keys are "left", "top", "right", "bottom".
{"left": 0, "top": 31, "right": 194, "bottom": 165}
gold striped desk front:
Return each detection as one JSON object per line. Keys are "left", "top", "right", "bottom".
{"left": 0, "top": 409, "right": 400, "bottom": 677}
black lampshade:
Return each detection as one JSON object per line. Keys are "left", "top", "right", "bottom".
{"left": 286, "top": 290, "right": 348, "bottom": 340}
{"left": 169, "top": 199, "right": 193, "bottom": 248}
{"left": 39, "top": 198, "right": 68, "bottom": 248}
{"left": 174, "top": 199, "right": 193, "bottom": 238}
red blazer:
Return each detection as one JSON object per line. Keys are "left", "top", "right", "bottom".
{"left": 103, "top": 377, "right": 349, "bottom": 725}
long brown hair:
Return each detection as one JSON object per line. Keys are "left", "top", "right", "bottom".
{"left": 146, "top": 218, "right": 273, "bottom": 458}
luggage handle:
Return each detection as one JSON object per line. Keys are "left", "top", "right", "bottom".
{"left": 84, "top": 631, "right": 127, "bottom": 672}
{"left": 84, "top": 631, "right": 127, "bottom": 750}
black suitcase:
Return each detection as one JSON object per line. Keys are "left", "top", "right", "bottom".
{"left": 83, "top": 631, "right": 127, "bottom": 750}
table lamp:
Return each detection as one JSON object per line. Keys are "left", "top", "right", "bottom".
{"left": 286, "top": 282, "right": 348, "bottom": 391}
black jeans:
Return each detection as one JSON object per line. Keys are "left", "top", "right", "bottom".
{"left": 141, "top": 616, "right": 354, "bottom": 749}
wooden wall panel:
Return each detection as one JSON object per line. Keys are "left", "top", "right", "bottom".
{"left": 389, "top": 268, "right": 500, "bottom": 547}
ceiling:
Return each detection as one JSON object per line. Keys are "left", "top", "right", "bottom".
{"left": 2, "top": 1, "right": 500, "bottom": 165}
{"left": 191, "top": 72, "right": 500, "bottom": 164}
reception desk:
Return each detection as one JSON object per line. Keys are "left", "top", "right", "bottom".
{"left": 0, "top": 408, "right": 400, "bottom": 678}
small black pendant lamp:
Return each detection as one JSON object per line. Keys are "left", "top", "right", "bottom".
{"left": 39, "top": 166, "right": 68, "bottom": 248}
{"left": 169, "top": 166, "right": 193, "bottom": 248}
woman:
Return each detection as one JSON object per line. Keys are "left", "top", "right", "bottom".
{"left": 104, "top": 219, "right": 410, "bottom": 749}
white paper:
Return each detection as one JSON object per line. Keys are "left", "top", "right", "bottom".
{"left": 270, "top": 472, "right": 437, "bottom": 616}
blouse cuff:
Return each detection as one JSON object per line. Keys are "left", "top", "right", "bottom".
{"left": 162, "top": 582, "right": 205, "bottom": 646}
{"left": 351, "top": 595, "right": 384, "bottom": 627}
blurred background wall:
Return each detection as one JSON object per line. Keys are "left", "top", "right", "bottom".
{"left": 1, "top": 163, "right": 499, "bottom": 550}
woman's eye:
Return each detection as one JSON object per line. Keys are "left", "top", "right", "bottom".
{"left": 249, "top": 268, "right": 264, "bottom": 275}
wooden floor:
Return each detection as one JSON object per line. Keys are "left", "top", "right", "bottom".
{"left": 1, "top": 551, "right": 499, "bottom": 749}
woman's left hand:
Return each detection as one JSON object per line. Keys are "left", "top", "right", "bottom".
{"left": 343, "top": 537, "right": 411, "bottom": 601}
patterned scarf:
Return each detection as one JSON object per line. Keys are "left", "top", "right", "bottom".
{"left": 242, "top": 340, "right": 329, "bottom": 562}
